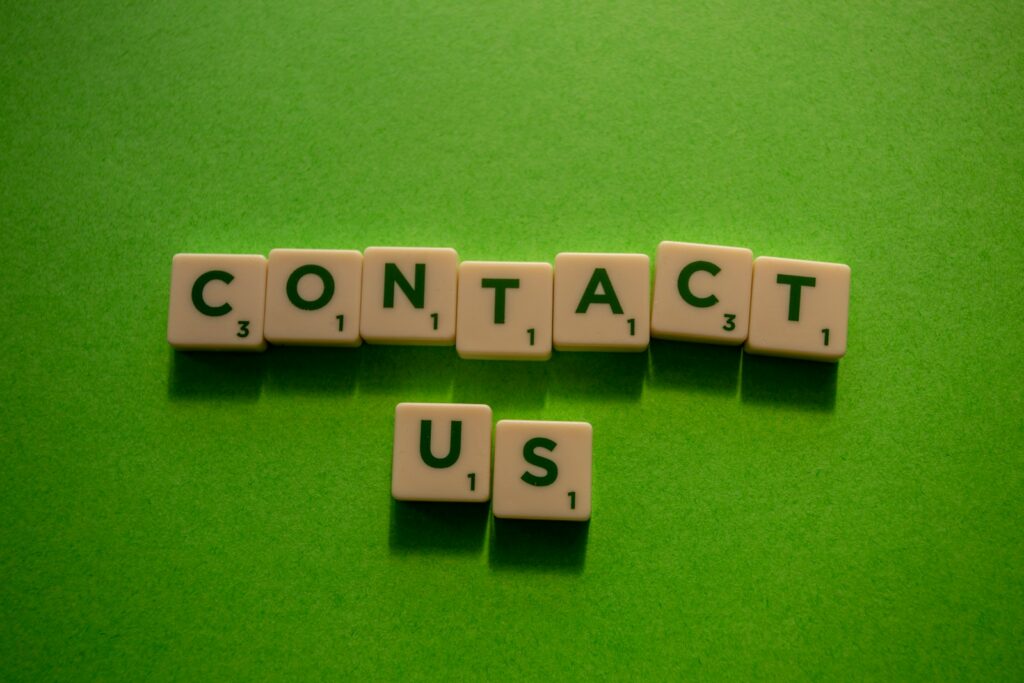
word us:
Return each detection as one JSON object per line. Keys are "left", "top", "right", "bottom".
{"left": 167, "top": 242, "right": 851, "bottom": 362}
{"left": 392, "top": 403, "right": 591, "bottom": 522}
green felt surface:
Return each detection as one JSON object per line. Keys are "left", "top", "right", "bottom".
{"left": 2, "top": 1, "right": 1023, "bottom": 680}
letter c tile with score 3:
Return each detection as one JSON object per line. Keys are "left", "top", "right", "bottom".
{"left": 167, "top": 253, "right": 268, "bottom": 351}
{"left": 391, "top": 403, "right": 493, "bottom": 502}
{"left": 651, "top": 241, "right": 754, "bottom": 345}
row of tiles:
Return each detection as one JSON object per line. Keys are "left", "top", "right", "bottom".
{"left": 168, "top": 242, "right": 851, "bottom": 361}
{"left": 392, "top": 403, "right": 592, "bottom": 522}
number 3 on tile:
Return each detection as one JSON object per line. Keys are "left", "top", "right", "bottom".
{"left": 237, "top": 320, "right": 250, "bottom": 338}
{"left": 723, "top": 313, "right": 736, "bottom": 331}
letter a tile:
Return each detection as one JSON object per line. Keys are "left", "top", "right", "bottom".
{"left": 553, "top": 253, "right": 649, "bottom": 352}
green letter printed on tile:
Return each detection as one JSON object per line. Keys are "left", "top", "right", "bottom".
{"left": 481, "top": 278, "right": 520, "bottom": 324}
{"left": 776, "top": 274, "right": 817, "bottom": 321}
{"left": 575, "top": 268, "right": 623, "bottom": 315}
{"left": 191, "top": 270, "right": 233, "bottom": 317}
{"left": 384, "top": 263, "right": 425, "bottom": 309}
{"left": 677, "top": 260, "right": 720, "bottom": 308}
{"left": 419, "top": 420, "right": 461, "bottom": 469}
{"left": 286, "top": 264, "right": 335, "bottom": 311}
{"left": 521, "top": 436, "right": 558, "bottom": 487}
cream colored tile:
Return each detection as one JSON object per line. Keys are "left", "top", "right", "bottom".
{"left": 264, "top": 249, "right": 362, "bottom": 346}
{"left": 746, "top": 256, "right": 851, "bottom": 361}
{"left": 553, "top": 253, "right": 649, "bottom": 352}
{"left": 167, "top": 253, "right": 267, "bottom": 351}
{"left": 492, "top": 420, "right": 591, "bottom": 521}
{"left": 391, "top": 402, "right": 493, "bottom": 502}
{"left": 456, "top": 261, "right": 552, "bottom": 360}
{"left": 360, "top": 247, "right": 458, "bottom": 345}
{"left": 651, "top": 241, "right": 753, "bottom": 345}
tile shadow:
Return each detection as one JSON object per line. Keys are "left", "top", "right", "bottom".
{"left": 487, "top": 518, "right": 588, "bottom": 574}
{"left": 356, "top": 345, "right": 457, "bottom": 397}
{"left": 545, "top": 351, "right": 645, "bottom": 402}
{"left": 263, "top": 345, "right": 359, "bottom": 395}
{"left": 167, "top": 349, "right": 265, "bottom": 401}
{"left": 388, "top": 499, "right": 489, "bottom": 555}
{"left": 740, "top": 352, "right": 838, "bottom": 411}
{"left": 453, "top": 359, "right": 549, "bottom": 409}
{"left": 647, "top": 339, "right": 741, "bottom": 395}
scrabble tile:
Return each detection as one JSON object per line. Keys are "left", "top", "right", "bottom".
{"left": 391, "top": 402, "right": 493, "bottom": 502}
{"left": 651, "top": 241, "right": 753, "bottom": 345}
{"left": 456, "top": 261, "right": 553, "bottom": 360}
{"left": 746, "top": 256, "right": 851, "bottom": 361}
{"left": 263, "top": 249, "right": 363, "bottom": 346}
{"left": 167, "top": 253, "right": 267, "bottom": 351}
{"left": 360, "top": 247, "right": 458, "bottom": 345}
{"left": 553, "top": 253, "right": 650, "bottom": 352}
{"left": 492, "top": 420, "right": 592, "bottom": 521}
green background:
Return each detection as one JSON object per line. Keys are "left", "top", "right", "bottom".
{"left": 2, "top": 1, "right": 1022, "bottom": 679}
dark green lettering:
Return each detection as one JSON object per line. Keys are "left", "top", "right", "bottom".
{"left": 521, "top": 437, "right": 558, "bottom": 487}
{"left": 777, "top": 274, "right": 816, "bottom": 321}
{"left": 481, "top": 278, "right": 520, "bottom": 324}
{"left": 384, "top": 263, "right": 425, "bottom": 309}
{"left": 677, "top": 260, "right": 720, "bottom": 308}
{"left": 575, "top": 268, "right": 623, "bottom": 314}
{"left": 419, "top": 419, "right": 461, "bottom": 468}
{"left": 286, "top": 264, "right": 335, "bottom": 311}
{"left": 191, "top": 270, "right": 233, "bottom": 317}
